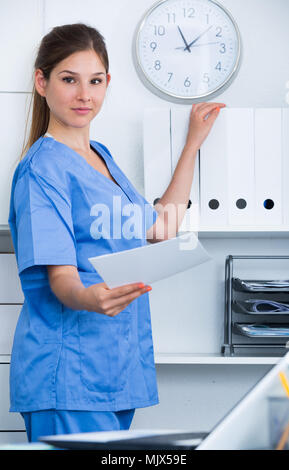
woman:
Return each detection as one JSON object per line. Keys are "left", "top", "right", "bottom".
{"left": 8, "top": 23, "right": 225, "bottom": 443}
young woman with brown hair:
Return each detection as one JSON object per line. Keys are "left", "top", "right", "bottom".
{"left": 8, "top": 22, "right": 224, "bottom": 442}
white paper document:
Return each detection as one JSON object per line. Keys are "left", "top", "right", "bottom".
{"left": 88, "top": 231, "right": 211, "bottom": 288}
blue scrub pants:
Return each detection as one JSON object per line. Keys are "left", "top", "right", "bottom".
{"left": 21, "top": 409, "right": 135, "bottom": 443}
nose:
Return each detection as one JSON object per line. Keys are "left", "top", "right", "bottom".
{"left": 76, "top": 82, "right": 91, "bottom": 103}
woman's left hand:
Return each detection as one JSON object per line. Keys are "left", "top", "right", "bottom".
{"left": 185, "top": 101, "right": 226, "bottom": 152}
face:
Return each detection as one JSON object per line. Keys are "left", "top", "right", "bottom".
{"left": 35, "top": 49, "right": 111, "bottom": 130}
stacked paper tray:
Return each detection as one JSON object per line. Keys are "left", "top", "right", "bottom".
{"left": 223, "top": 255, "right": 289, "bottom": 357}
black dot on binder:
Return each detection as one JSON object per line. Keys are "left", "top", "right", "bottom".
{"left": 153, "top": 198, "right": 161, "bottom": 205}
{"left": 236, "top": 199, "right": 247, "bottom": 209}
{"left": 264, "top": 199, "right": 274, "bottom": 210}
{"left": 208, "top": 199, "right": 219, "bottom": 210}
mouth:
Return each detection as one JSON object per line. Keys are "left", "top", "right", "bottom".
{"left": 72, "top": 108, "right": 92, "bottom": 115}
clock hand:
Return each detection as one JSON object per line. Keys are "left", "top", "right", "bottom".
{"left": 184, "top": 25, "right": 213, "bottom": 51}
{"left": 175, "top": 41, "right": 220, "bottom": 50}
{"left": 177, "top": 25, "right": 192, "bottom": 53}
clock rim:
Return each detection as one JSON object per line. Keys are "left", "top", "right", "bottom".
{"left": 132, "top": 0, "right": 242, "bottom": 103}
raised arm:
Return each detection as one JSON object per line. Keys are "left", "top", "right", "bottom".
{"left": 146, "top": 102, "right": 226, "bottom": 243}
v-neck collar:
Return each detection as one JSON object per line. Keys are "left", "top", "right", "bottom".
{"left": 41, "top": 135, "right": 134, "bottom": 202}
{"left": 89, "top": 141, "right": 121, "bottom": 189}
{"left": 42, "top": 135, "right": 122, "bottom": 191}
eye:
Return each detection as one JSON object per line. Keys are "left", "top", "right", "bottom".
{"left": 62, "top": 77, "right": 75, "bottom": 83}
{"left": 91, "top": 78, "right": 102, "bottom": 84}
{"left": 62, "top": 77, "right": 102, "bottom": 84}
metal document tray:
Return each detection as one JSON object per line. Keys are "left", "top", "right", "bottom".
{"left": 222, "top": 255, "right": 289, "bottom": 357}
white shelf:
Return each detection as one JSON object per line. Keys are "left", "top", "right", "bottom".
{"left": 2, "top": 225, "right": 289, "bottom": 239}
{"left": 178, "top": 229, "right": 289, "bottom": 238}
{"left": 198, "top": 229, "right": 289, "bottom": 238}
{"left": 199, "top": 226, "right": 289, "bottom": 231}
{"left": 155, "top": 353, "right": 280, "bottom": 365}
{"left": 0, "top": 353, "right": 280, "bottom": 365}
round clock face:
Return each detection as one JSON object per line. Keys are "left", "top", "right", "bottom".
{"left": 133, "top": 0, "right": 241, "bottom": 102}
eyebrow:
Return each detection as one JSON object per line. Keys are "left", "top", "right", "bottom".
{"left": 57, "top": 70, "right": 106, "bottom": 76}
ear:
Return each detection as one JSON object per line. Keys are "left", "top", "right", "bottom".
{"left": 106, "top": 73, "right": 111, "bottom": 87}
{"left": 35, "top": 69, "right": 47, "bottom": 97}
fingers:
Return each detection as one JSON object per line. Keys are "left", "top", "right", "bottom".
{"left": 201, "top": 104, "right": 226, "bottom": 120}
{"left": 191, "top": 101, "right": 226, "bottom": 111}
{"left": 89, "top": 282, "right": 152, "bottom": 317}
{"left": 106, "top": 282, "right": 150, "bottom": 300}
{"left": 107, "top": 285, "right": 150, "bottom": 312}
{"left": 191, "top": 102, "right": 204, "bottom": 112}
{"left": 199, "top": 103, "right": 226, "bottom": 117}
{"left": 206, "top": 106, "right": 222, "bottom": 120}
{"left": 191, "top": 102, "right": 226, "bottom": 118}
{"left": 100, "top": 283, "right": 151, "bottom": 317}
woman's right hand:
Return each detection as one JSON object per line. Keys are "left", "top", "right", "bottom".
{"left": 82, "top": 282, "right": 152, "bottom": 317}
{"left": 47, "top": 265, "right": 151, "bottom": 317}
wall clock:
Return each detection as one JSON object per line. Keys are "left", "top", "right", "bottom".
{"left": 132, "top": 0, "right": 241, "bottom": 103}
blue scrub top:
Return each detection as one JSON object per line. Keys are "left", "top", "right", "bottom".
{"left": 8, "top": 135, "right": 160, "bottom": 412}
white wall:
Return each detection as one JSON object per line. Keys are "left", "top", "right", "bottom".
{"left": 1, "top": 0, "right": 289, "bottom": 438}
{"left": 2, "top": 0, "right": 289, "bottom": 185}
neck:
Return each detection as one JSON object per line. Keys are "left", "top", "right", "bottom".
{"left": 46, "top": 123, "right": 91, "bottom": 154}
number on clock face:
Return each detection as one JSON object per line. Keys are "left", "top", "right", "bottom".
{"left": 135, "top": 0, "right": 241, "bottom": 101}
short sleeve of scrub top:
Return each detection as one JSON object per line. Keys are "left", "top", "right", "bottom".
{"left": 8, "top": 136, "right": 159, "bottom": 412}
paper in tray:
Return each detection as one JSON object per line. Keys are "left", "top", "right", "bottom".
{"left": 234, "top": 323, "right": 289, "bottom": 338}
{"left": 233, "top": 278, "right": 289, "bottom": 293}
{"left": 233, "top": 300, "right": 289, "bottom": 315}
